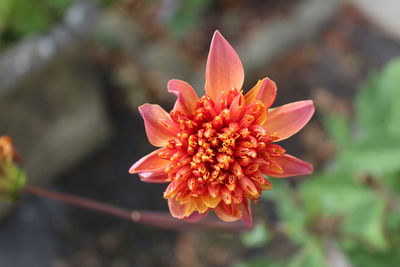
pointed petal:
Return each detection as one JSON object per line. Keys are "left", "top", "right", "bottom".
{"left": 265, "top": 154, "right": 313, "bottom": 178}
{"left": 129, "top": 148, "right": 169, "bottom": 173}
{"left": 168, "top": 79, "right": 199, "bottom": 115}
{"left": 138, "top": 169, "right": 168, "bottom": 183}
{"left": 245, "top": 78, "right": 277, "bottom": 109}
{"left": 214, "top": 203, "right": 242, "bottom": 222}
{"left": 229, "top": 93, "right": 245, "bottom": 122}
{"left": 263, "top": 100, "right": 314, "bottom": 141}
{"left": 139, "top": 104, "right": 175, "bottom": 147}
{"left": 205, "top": 31, "right": 244, "bottom": 101}
{"left": 168, "top": 198, "right": 187, "bottom": 219}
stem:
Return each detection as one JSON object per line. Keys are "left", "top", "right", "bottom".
{"left": 22, "top": 185, "right": 248, "bottom": 232}
{"left": 23, "top": 185, "right": 132, "bottom": 220}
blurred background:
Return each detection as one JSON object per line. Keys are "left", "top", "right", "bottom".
{"left": 1, "top": 0, "right": 400, "bottom": 266}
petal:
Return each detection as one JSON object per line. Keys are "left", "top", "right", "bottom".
{"left": 241, "top": 199, "right": 253, "bottom": 228}
{"left": 205, "top": 30, "right": 244, "bottom": 101}
{"left": 229, "top": 93, "right": 245, "bottom": 122}
{"left": 239, "top": 176, "right": 260, "bottom": 198}
{"left": 129, "top": 147, "right": 169, "bottom": 173}
{"left": 194, "top": 197, "right": 209, "bottom": 214}
{"left": 138, "top": 169, "right": 168, "bottom": 183}
{"left": 201, "top": 194, "right": 222, "bottom": 208}
{"left": 245, "top": 78, "right": 277, "bottom": 109}
{"left": 214, "top": 203, "right": 242, "bottom": 222}
{"left": 265, "top": 154, "right": 313, "bottom": 178}
{"left": 139, "top": 104, "right": 176, "bottom": 147}
{"left": 263, "top": 100, "right": 315, "bottom": 142}
{"left": 168, "top": 198, "right": 187, "bottom": 219}
{"left": 168, "top": 79, "right": 199, "bottom": 115}
{"left": 183, "top": 211, "right": 209, "bottom": 222}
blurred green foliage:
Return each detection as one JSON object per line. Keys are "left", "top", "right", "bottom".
{"left": 0, "top": 0, "right": 73, "bottom": 50}
{"left": 0, "top": 0, "right": 212, "bottom": 50}
{"left": 168, "top": 0, "right": 213, "bottom": 38}
{"left": 240, "top": 59, "right": 400, "bottom": 267}
{"left": 0, "top": 0, "right": 119, "bottom": 51}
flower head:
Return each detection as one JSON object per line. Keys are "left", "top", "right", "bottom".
{"left": 0, "top": 136, "right": 25, "bottom": 202}
{"left": 0, "top": 136, "right": 19, "bottom": 164}
{"left": 130, "top": 31, "right": 314, "bottom": 225}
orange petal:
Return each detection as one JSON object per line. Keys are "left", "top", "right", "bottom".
{"left": 184, "top": 200, "right": 197, "bottom": 217}
{"left": 139, "top": 104, "right": 176, "bottom": 147}
{"left": 205, "top": 31, "right": 244, "bottom": 101}
{"left": 214, "top": 202, "right": 242, "bottom": 222}
{"left": 168, "top": 79, "right": 198, "bottom": 115}
{"left": 129, "top": 148, "right": 169, "bottom": 173}
{"left": 194, "top": 197, "right": 209, "bottom": 214}
{"left": 201, "top": 194, "right": 222, "bottom": 208}
{"left": 265, "top": 154, "right": 313, "bottom": 178}
{"left": 263, "top": 100, "right": 314, "bottom": 142}
{"left": 245, "top": 78, "right": 277, "bottom": 109}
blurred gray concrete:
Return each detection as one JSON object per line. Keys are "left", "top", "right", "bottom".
{"left": 0, "top": 1, "right": 113, "bottom": 187}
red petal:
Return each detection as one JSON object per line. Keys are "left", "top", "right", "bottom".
{"left": 139, "top": 104, "right": 176, "bottom": 147}
{"left": 263, "top": 100, "right": 314, "bottom": 141}
{"left": 205, "top": 31, "right": 244, "bottom": 101}
{"left": 245, "top": 78, "right": 277, "bottom": 109}
{"left": 129, "top": 148, "right": 169, "bottom": 173}
{"left": 265, "top": 154, "right": 313, "bottom": 178}
{"left": 168, "top": 79, "right": 198, "bottom": 115}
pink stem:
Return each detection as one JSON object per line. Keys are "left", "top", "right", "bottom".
{"left": 22, "top": 185, "right": 247, "bottom": 232}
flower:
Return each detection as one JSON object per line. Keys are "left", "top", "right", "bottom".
{"left": 0, "top": 136, "right": 18, "bottom": 164}
{"left": 0, "top": 136, "right": 25, "bottom": 201}
{"left": 129, "top": 31, "right": 314, "bottom": 225}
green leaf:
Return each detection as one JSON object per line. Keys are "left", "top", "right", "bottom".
{"left": 323, "top": 114, "right": 351, "bottom": 147}
{"left": 341, "top": 245, "right": 400, "bottom": 267}
{"left": 341, "top": 197, "right": 387, "bottom": 251}
{"left": 356, "top": 58, "right": 400, "bottom": 139}
{"left": 299, "top": 173, "right": 373, "bottom": 217}
{"left": 337, "top": 138, "right": 400, "bottom": 176}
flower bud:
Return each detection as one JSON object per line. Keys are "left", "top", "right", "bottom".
{"left": 0, "top": 136, "right": 26, "bottom": 202}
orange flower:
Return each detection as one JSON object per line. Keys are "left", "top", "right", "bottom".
{"left": 129, "top": 31, "right": 314, "bottom": 225}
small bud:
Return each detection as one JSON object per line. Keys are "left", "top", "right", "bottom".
{"left": 0, "top": 136, "right": 26, "bottom": 202}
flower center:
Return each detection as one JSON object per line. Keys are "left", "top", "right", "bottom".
{"left": 160, "top": 89, "right": 284, "bottom": 206}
